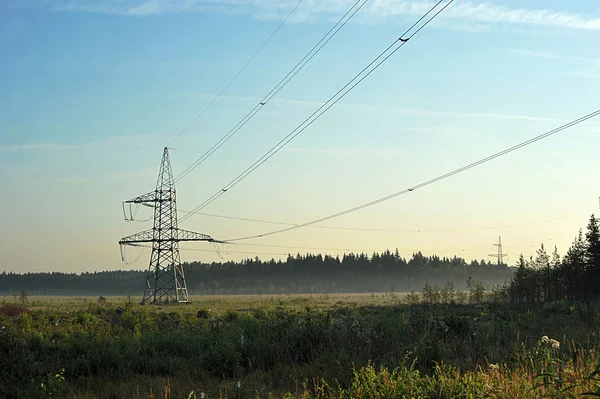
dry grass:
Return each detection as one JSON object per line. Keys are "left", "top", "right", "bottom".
{"left": 5, "top": 292, "right": 411, "bottom": 314}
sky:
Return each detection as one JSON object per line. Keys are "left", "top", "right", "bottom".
{"left": 1, "top": 0, "right": 600, "bottom": 273}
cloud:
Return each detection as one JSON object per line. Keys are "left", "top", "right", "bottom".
{"left": 169, "top": 90, "right": 572, "bottom": 124}
{"left": 106, "top": 168, "right": 157, "bottom": 180}
{"left": 344, "top": 103, "right": 570, "bottom": 124}
{"left": 510, "top": 49, "right": 599, "bottom": 63}
{"left": 20, "top": 1, "right": 600, "bottom": 31}
{"left": 285, "top": 146, "right": 407, "bottom": 157}
{"left": 510, "top": 49, "right": 564, "bottom": 60}
{"left": 565, "top": 65, "right": 600, "bottom": 81}
{"left": 0, "top": 142, "right": 87, "bottom": 152}
{"left": 0, "top": 134, "right": 159, "bottom": 152}
{"left": 510, "top": 49, "right": 600, "bottom": 81}
{"left": 45, "top": 167, "right": 157, "bottom": 184}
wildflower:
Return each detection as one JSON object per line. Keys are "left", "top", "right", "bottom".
{"left": 489, "top": 363, "right": 499, "bottom": 370}
{"left": 550, "top": 339, "right": 560, "bottom": 350}
{"left": 541, "top": 335, "right": 549, "bottom": 344}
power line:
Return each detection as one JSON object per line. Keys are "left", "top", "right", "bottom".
{"left": 177, "top": 208, "right": 585, "bottom": 233}
{"left": 170, "top": 147, "right": 356, "bottom": 172}
{"left": 130, "top": 234, "right": 571, "bottom": 260}
{"left": 227, "top": 234, "right": 572, "bottom": 254}
{"left": 179, "top": 0, "right": 453, "bottom": 221}
{"left": 231, "top": 242, "right": 390, "bottom": 253}
{"left": 166, "top": 0, "right": 305, "bottom": 147}
{"left": 173, "top": 0, "right": 371, "bottom": 183}
{"left": 223, "top": 108, "right": 600, "bottom": 242}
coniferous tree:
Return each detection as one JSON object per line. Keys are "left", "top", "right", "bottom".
{"left": 565, "top": 229, "right": 587, "bottom": 301}
{"left": 505, "top": 216, "right": 600, "bottom": 304}
{"left": 585, "top": 215, "right": 600, "bottom": 299}
{"left": 509, "top": 255, "right": 528, "bottom": 303}
{"left": 550, "top": 246, "right": 561, "bottom": 301}
{"left": 533, "top": 244, "right": 551, "bottom": 302}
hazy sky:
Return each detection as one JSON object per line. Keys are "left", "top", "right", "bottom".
{"left": 1, "top": 0, "right": 600, "bottom": 273}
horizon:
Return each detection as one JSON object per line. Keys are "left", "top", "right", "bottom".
{"left": 1, "top": 0, "right": 600, "bottom": 273}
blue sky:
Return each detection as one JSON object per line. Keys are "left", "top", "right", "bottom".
{"left": 1, "top": 0, "right": 600, "bottom": 273}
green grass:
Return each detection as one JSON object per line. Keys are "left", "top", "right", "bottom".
{"left": 4, "top": 292, "right": 410, "bottom": 313}
{"left": 3, "top": 295, "right": 600, "bottom": 398}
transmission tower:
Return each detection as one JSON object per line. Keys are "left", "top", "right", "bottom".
{"left": 119, "top": 147, "right": 222, "bottom": 304}
{"left": 488, "top": 236, "right": 507, "bottom": 266}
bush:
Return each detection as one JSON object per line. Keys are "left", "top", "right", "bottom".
{"left": 0, "top": 304, "right": 30, "bottom": 318}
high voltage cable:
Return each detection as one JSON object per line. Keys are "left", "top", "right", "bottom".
{"left": 179, "top": 0, "right": 453, "bottom": 222}
{"left": 223, "top": 108, "right": 600, "bottom": 242}
{"left": 127, "top": 234, "right": 570, "bottom": 261}
{"left": 177, "top": 209, "right": 584, "bottom": 233}
{"left": 170, "top": 147, "right": 355, "bottom": 172}
{"left": 173, "top": 0, "right": 371, "bottom": 183}
{"left": 166, "top": 0, "right": 305, "bottom": 147}
{"left": 228, "top": 235, "right": 571, "bottom": 254}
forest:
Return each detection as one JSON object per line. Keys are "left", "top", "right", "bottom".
{"left": 508, "top": 214, "right": 600, "bottom": 303}
{"left": 0, "top": 251, "right": 513, "bottom": 296}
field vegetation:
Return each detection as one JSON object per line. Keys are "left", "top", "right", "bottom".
{"left": 2, "top": 215, "right": 600, "bottom": 398}
{"left": 3, "top": 291, "right": 600, "bottom": 398}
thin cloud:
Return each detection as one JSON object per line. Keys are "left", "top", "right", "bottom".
{"left": 510, "top": 49, "right": 600, "bottom": 63}
{"left": 566, "top": 66, "right": 600, "bottom": 81}
{"left": 26, "top": 1, "right": 600, "bottom": 31}
{"left": 0, "top": 142, "right": 87, "bottom": 152}
{"left": 107, "top": 168, "right": 157, "bottom": 180}
{"left": 344, "top": 103, "right": 570, "bottom": 124}
{"left": 0, "top": 134, "right": 160, "bottom": 153}
{"left": 285, "top": 146, "right": 407, "bottom": 157}
{"left": 169, "top": 91, "right": 569, "bottom": 124}
{"left": 510, "top": 49, "right": 564, "bottom": 60}
{"left": 510, "top": 49, "right": 600, "bottom": 81}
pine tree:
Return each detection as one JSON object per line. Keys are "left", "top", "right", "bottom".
{"left": 564, "top": 229, "right": 586, "bottom": 301}
{"left": 534, "top": 244, "right": 551, "bottom": 302}
{"left": 510, "top": 255, "right": 524, "bottom": 303}
{"left": 585, "top": 215, "right": 600, "bottom": 299}
{"left": 550, "top": 246, "right": 561, "bottom": 301}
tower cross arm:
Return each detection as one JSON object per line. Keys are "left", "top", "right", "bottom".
{"left": 124, "top": 191, "right": 160, "bottom": 205}
{"left": 176, "top": 228, "right": 226, "bottom": 243}
{"left": 119, "top": 229, "right": 155, "bottom": 245}
{"left": 119, "top": 229, "right": 227, "bottom": 246}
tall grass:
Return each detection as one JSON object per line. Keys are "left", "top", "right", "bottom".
{"left": 2, "top": 299, "right": 600, "bottom": 398}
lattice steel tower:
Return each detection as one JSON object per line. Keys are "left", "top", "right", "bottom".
{"left": 119, "top": 147, "right": 220, "bottom": 304}
{"left": 488, "top": 236, "right": 507, "bottom": 266}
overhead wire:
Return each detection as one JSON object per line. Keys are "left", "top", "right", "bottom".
{"left": 222, "top": 108, "right": 600, "bottom": 242}
{"left": 128, "top": 233, "right": 572, "bottom": 260}
{"left": 226, "top": 234, "right": 573, "bottom": 254}
{"left": 177, "top": 209, "right": 586, "bottom": 233}
{"left": 173, "top": 0, "right": 371, "bottom": 183}
{"left": 179, "top": 0, "right": 454, "bottom": 221}
{"left": 120, "top": 243, "right": 147, "bottom": 265}
{"left": 166, "top": 0, "right": 305, "bottom": 147}
{"left": 123, "top": 202, "right": 153, "bottom": 223}
{"left": 170, "top": 147, "right": 356, "bottom": 172}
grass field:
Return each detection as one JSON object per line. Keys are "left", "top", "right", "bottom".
{"left": 3, "top": 293, "right": 600, "bottom": 398}
{"left": 4, "top": 292, "right": 410, "bottom": 313}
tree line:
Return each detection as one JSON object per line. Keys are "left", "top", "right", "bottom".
{"left": 507, "top": 214, "right": 600, "bottom": 303}
{"left": 0, "top": 251, "right": 513, "bottom": 296}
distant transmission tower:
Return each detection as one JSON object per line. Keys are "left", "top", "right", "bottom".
{"left": 119, "top": 147, "right": 222, "bottom": 304}
{"left": 488, "top": 236, "right": 507, "bottom": 266}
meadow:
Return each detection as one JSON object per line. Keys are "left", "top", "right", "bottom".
{"left": 3, "top": 292, "right": 600, "bottom": 398}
